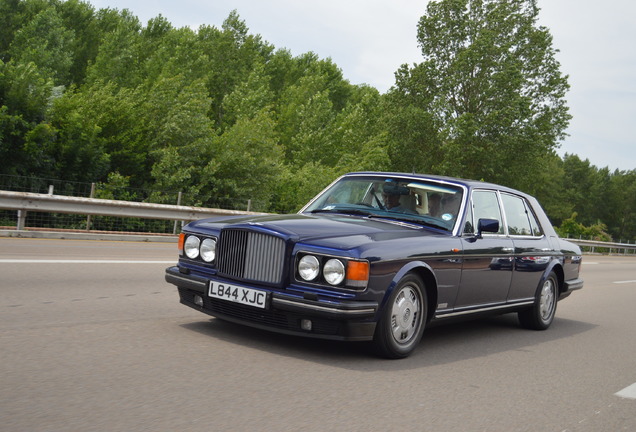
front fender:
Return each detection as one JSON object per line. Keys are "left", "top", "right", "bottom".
{"left": 376, "top": 261, "right": 438, "bottom": 318}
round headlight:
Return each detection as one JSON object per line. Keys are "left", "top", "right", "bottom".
{"left": 184, "top": 235, "right": 200, "bottom": 259}
{"left": 200, "top": 238, "right": 216, "bottom": 262}
{"left": 298, "top": 255, "right": 320, "bottom": 281}
{"left": 323, "top": 259, "right": 345, "bottom": 285}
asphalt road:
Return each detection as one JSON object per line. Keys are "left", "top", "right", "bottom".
{"left": 1, "top": 237, "right": 635, "bottom": 432}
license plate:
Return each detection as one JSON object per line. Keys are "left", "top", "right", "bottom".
{"left": 208, "top": 281, "right": 267, "bottom": 309}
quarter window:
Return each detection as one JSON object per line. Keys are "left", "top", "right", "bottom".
{"left": 528, "top": 207, "right": 544, "bottom": 236}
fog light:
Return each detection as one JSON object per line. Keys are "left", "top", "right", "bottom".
{"left": 301, "top": 319, "right": 312, "bottom": 331}
{"left": 194, "top": 295, "right": 203, "bottom": 307}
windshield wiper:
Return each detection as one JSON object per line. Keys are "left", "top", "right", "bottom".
{"left": 310, "top": 207, "right": 375, "bottom": 217}
{"left": 369, "top": 213, "right": 450, "bottom": 231}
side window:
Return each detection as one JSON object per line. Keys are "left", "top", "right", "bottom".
{"left": 472, "top": 190, "right": 504, "bottom": 234}
{"left": 501, "top": 194, "right": 533, "bottom": 236}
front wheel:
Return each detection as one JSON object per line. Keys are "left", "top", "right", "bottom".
{"left": 518, "top": 271, "right": 558, "bottom": 330}
{"left": 373, "top": 274, "right": 427, "bottom": 359}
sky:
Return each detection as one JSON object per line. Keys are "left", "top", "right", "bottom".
{"left": 87, "top": 0, "right": 636, "bottom": 172}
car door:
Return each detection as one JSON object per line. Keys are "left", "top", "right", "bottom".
{"left": 455, "top": 189, "right": 514, "bottom": 309}
{"left": 500, "top": 193, "right": 554, "bottom": 301}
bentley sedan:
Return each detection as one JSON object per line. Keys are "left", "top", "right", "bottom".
{"left": 165, "top": 172, "right": 583, "bottom": 358}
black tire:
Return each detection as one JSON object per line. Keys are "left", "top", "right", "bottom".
{"left": 373, "top": 273, "right": 427, "bottom": 359}
{"left": 518, "top": 271, "right": 558, "bottom": 330}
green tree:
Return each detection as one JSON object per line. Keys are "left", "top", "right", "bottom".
{"left": 198, "top": 10, "right": 273, "bottom": 125}
{"left": 211, "top": 109, "right": 284, "bottom": 210}
{"left": 609, "top": 170, "right": 636, "bottom": 241}
{"left": 49, "top": 81, "right": 148, "bottom": 185}
{"left": 86, "top": 7, "right": 142, "bottom": 88}
{"left": 560, "top": 154, "right": 601, "bottom": 227}
{"left": 33, "top": 86, "right": 110, "bottom": 181}
{"left": 57, "top": 0, "right": 100, "bottom": 85}
{"left": 148, "top": 76, "right": 218, "bottom": 205}
{"left": 141, "top": 23, "right": 209, "bottom": 87}
{"left": 9, "top": 5, "right": 75, "bottom": 84}
{"left": 220, "top": 61, "right": 274, "bottom": 129}
{"left": 530, "top": 152, "right": 571, "bottom": 226}
{"left": 330, "top": 87, "right": 390, "bottom": 173}
{"left": 556, "top": 212, "right": 612, "bottom": 242}
{"left": 0, "top": 59, "right": 54, "bottom": 175}
{"left": 387, "top": 0, "right": 570, "bottom": 191}
{"left": 0, "top": 0, "right": 25, "bottom": 62}
{"left": 277, "top": 74, "right": 333, "bottom": 163}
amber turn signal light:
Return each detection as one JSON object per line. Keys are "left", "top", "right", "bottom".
{"left": 346, "top": 261, "right": 369, "bottom": 289}
{"left": 177, "top": 233, "right": 185, "bottom": 255}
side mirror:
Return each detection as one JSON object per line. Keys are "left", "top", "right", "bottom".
{"left": 476, "top": 218, "right": 499, "bottom": 238}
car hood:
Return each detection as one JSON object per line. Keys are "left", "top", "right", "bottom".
{"left": 186, "top": 213, "right": 446, "bottom": 249}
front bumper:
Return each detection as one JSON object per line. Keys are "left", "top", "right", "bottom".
{"left": 165, "top": 266, "right": 378, "bottom": 341}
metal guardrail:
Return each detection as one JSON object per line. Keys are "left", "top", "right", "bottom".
{"left": 1, "top": 190, "right": 634, "bottom": 253}
{"left": 0, "top": 190, "right": 262, "bottom": 231}
{"left": 567, "top": 238, "right": 636, "bottom": 255}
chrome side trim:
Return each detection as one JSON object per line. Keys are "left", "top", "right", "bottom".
{"left": 435, "top": 300, "right": 534, "bottom": 319}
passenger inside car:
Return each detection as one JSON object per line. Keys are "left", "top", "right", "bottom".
{"left": 427, "top": 193, "right": 442, "bottom": 217}
{"left": 382, "top": 184, "right": 417, "bottom": 213}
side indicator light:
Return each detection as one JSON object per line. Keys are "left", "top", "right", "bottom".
{"left": 178, "top": 233, "right": 185, "bottom": 255}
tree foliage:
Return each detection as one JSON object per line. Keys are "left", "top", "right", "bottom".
{"left": 387, "top": 0, "right": 570, "bottom": 192}
{"left": 0, "top": 0, "right": 633, "bottom": 240}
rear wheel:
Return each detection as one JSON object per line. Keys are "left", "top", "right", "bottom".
{"left": 373, "top": 274, "right": 427, "bottom": 359}
{"left": 518, "top": 271, "right": 558, "bottom": 330}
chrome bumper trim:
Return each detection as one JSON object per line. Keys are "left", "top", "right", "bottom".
{"left": 271, "top": 296, "right": 377, "bottom": 317}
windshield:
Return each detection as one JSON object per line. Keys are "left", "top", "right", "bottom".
{"left": 302, "top": 175, "right": 465, "bottom": 232}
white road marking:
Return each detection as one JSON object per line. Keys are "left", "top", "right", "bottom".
{"left": 0, "top": 259, "right": 174, "bottom": 264}
{"left": 613, "top": 280, "right": 636, "bottom": 284}
{"left": 615, "top": 383, "right": 636, "bottom": 400}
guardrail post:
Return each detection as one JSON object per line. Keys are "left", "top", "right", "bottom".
{"left": 173, "top": 191, "right": 182, "bottom": 235}
{"left": 86, "top": 182, "right": 95, "bottom": 231}
{"left": 17, "top": 210, "right": 26, "bottom": 230}
{"left": 48, "top": 185, "right": 54, "bottom": 195}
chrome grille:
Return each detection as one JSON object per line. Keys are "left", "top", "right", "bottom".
{"left": 217, "top": 229, "right": 286, "bottom": 284}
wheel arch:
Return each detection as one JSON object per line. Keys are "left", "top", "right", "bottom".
{"left": 546, "top": 261, "right": 565, "bottom": 295}
{"left": 385, "top": 261, "right": 438, "bottom": 325}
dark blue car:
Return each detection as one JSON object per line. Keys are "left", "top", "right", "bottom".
{"left": 165, "top": 172, "right": 583, "bottom": 358}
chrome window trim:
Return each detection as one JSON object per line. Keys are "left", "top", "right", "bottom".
{"left": 470, "top": 189, "right": 547, "bottom": 239}
{"left": 499, "top": 192, "right": 546, "bottom": 238}
{"left": 470, "top": 188, "right": 506, "bottom": 235}
{"left": 299, "top": 172, "right": 469, "bottom": 237}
